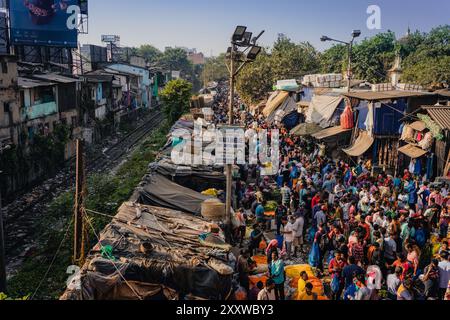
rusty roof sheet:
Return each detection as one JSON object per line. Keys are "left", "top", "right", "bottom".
{"left": 421, "top": 106, "right": 450, "bottom": 130}
{"left": 343, "top": 90, "right": 434, "bottom": 101}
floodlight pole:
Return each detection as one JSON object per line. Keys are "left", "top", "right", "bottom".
{"left": 0, "top": 187, "right": 6, "bottom": 293}
{"left": 0, "top": 144, "right": 10, "bottom": 293}
{"left": 225, "top": 44, "right": 236, "bottom": 237}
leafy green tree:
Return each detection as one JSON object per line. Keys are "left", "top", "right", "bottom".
{"left": 402, "top": 25, "right": 450, "bottom": 87}
{"left": 138, "top": 45, "right": 163, "bottom": 64}
{"left": 201, "top": 53, "right": 229, "bottom": 84}
{"left": 351, "top": 31, "right": 397, "bottom": 83}
{"left": 159, "top": 47, "right": 194, "bottom": 77}
{"left": 236, "top": 50, "right": 274, "bottom": 105}
{"left": 160, "top": 79, "right": 193, "bottom": 124}
{"left": 320, "top": 44, "right": 347, "bottom": 74}
{"left": 236, "top": 35, "right": 320, "bottom": 105}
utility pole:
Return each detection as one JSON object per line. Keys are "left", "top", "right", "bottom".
{"left": 0, "top": 143, "right": 11, "bottom": 293}
{"left": 73, "top": 139, "right": 86, "bottom": 266}
{"left": 0, "top": 186, "right": 6, "bottom": 293}
{"left": 347, "top": 40, "right": 353, "bottom": 93}
{"left": 225, "top": 44, "right": 236, "bottom": 234}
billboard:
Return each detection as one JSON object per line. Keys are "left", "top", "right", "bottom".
{"left": 9, "top": 0, "right": 79, "bottom": 47}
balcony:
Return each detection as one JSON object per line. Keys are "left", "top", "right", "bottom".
{"left": 22, "top": 101, "right": 57, "bottom": 121}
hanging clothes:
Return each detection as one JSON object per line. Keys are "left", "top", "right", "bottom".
{"left": 364, "top": 103, "right": 374, "bottom": 136}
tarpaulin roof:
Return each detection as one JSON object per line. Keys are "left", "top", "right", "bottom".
{"left": 305, "top": 95, "right": 344, "bottom": 128}
{"left": 343, "top": 90, "right": 434, "bottom": 101}
{"left": 398, "top": 144, "right": 428, "bottom": 159}
{"left": 32, "top": 73, "right": 79, "bottom": 83}
{"left": 60, "top": 202, "right": 233, "bottom": 300}
{"left": 343, "top": 131, "right": 374, "bottom": 157}
{"left": 131, "top": 173, "right": 213, "bottom": 216}
{"left": 409, "top": 121, "right": 427, "bottom": 132}
{"left": 18, "top": 77, "right": 53, "bottom": 89}
{"left": 311, "top": 126, "right": 352, "bottom": 140}
{"left": 149, "top": 158, "right": 226, "bottom": 192}
{"left": 266, "top": 96, "right": 298, "bottom": 124}
{"left": 263, "top": 91, "right": 289, "bottom": 117}
{"left": 290, "top": 122, "right": 323, "bottom": 136}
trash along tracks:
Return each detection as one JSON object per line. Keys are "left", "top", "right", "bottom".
{"left": 2, "top": 110, "right": 163, "bottom": 274}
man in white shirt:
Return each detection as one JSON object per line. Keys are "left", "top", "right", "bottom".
{"left": 386, "top": 267, "right": 402, "bottom": 300}
{"left": 257, "top": 279, "right": 276, "bottom": 300}
{"left": 283, "top": 216, "right": 295, "bottom": 259}
{"left": 438, "top": 252, "right": 450, "bottom": 300}
{"left": 292, "top": 212, "right": 305, "bottom": 256}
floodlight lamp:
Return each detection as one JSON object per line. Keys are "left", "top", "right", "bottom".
{"left": 232, "top": 26, "right": 247, "bottom": 42}
{"left": 352, "top": 30, "right": 361, "bottom": 38}
{"left": 247, "top": 46, "right": 262, "bottom": 61}
{"left": 320, "top": 36, "right": 330, "bottom": 42}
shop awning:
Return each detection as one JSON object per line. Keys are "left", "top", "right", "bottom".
{"left": 343, "top": 131, "right": 374, "bottom": 157}
{"left": 409, "top": 121, "right": 426, "bottom": 132}
{"left": 398, "top": 144, "right": 427, "bottom": 159}
{"left": 290, "top": 122, "right": 323, "bottom": 136}
{"left": 262, "top": 91, "right": 289, "bottom": 117}
{"left": 311, "top": 126, "right": 351, "bottom": 140}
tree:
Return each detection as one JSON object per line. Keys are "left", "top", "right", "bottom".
{"left": 160, "top": 79, "right": 193, "bottom": 124}
{"left": 235, "top": 35, "right": 320, "bottom": 105}
{"left": 320, "top": 44, "right": 347, "bottom": 74}
{"left": 201, "top": 53, "right": 228, "bottom": 84}
{"left": 159, "top": 48, "right": 193, "bottom": 76}
{"left": 402, "top": 25, "right": 450, "bottom": 87}
{"left": 236, "top": 50, "right": 274, "bottom": 105}
{"left": 137, "top": 45, "right": 162, "bottom": 64}
{"left": 351, "top": 31, "right": 397, "bottom": 83}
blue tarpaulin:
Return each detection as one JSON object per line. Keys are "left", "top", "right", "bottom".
{"left": 374, "top": 99, "right": 407, "bottom": 135}
{"left": 282, "top": 111, "right": 300, "bottom": 129}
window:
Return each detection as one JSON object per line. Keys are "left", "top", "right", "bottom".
{"left": 4, "top": 102, "right": 10, "bottom": 113}
{"left": 1, "top": 61, "right": 7, "bottom": 74}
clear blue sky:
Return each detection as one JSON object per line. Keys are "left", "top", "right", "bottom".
{"left": 81, "top": 0, "right": 450, "bottom": 56}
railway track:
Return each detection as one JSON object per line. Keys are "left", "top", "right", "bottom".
{"left": 2, "top": 110, "right": 163, "bottom": 273}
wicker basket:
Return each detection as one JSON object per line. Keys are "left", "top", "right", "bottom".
{"left": 201, "top": 199, "right": 225, "bottom": 220}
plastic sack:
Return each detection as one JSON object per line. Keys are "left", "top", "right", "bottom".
{"left": 340, "top": 104, "right": 354, "bottom": 129}
{"left": 308, "top": 242, "right": 321, "bottom": 267}
{"left": 331, "top": 274, "right": 340, "bottom": 293}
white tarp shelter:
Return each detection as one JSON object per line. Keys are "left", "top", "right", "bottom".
{"left": 305, "top": 95, "right": 343, "bottom": 128}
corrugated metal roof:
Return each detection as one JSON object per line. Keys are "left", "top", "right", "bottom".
{"left": 343, "top": 90, "right": 434, "bottom": 101}
{"left": 18, "top": 77, "right": 54, "bottom": 89}
{"left": 422, "top": 106, "right": 450, "bottom": 130}
{"left": 32, "top": 73, "right": 79, "bottom": 83}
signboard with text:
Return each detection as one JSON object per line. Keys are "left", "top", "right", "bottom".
{"left": 10, "top": 0, "right": 79, "bottom": 47}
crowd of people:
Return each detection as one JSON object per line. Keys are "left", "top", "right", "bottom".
{"left": 211, "top": 84, "right": 450, "bottom": 301}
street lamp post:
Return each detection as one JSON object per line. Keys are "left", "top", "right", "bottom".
{"left": 0, "top": 143, "right": 11, "bottom": 293}
{"left": 225, "top": 26, "right": 264, "bottom": 240}
{"left": 321, "top": 30, "right": 361, "bottom": 92}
